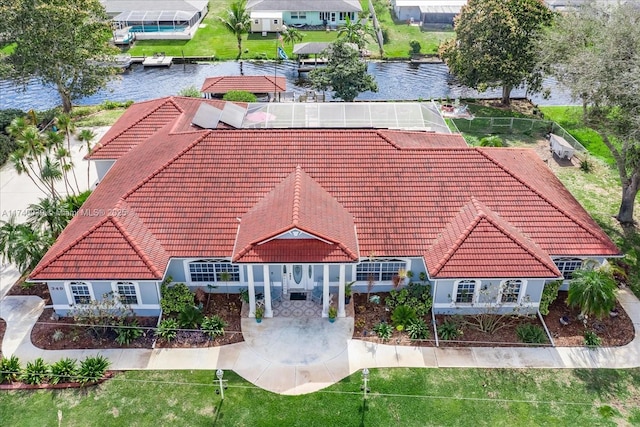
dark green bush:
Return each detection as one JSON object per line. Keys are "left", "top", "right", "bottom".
{"left": 539, "top": 280, "right": 562, "bottom": 316}
{"left": 160, "top": 279, "right": 194, "bottom": 315}
{"left": 0, "top": 133, "right": 17, "bottom": 167}
{"left": 391, "top": 305, "right": 417, "bottom": 328}
{"left": 179, "top": 305, "right": 204, "bottom": 329}
{"left": 515, "top": 323, "right": 547, "bottom": 344}
{"left": 156, "top": 318, "right": 179, "bottom": 342}
{"left": 0, "top": 355, "right": 22, "bottom": 383}
{"left": 386, "top": 283, "right": 432, "bottom": 316}
{"left": 406, "top": 318, "right": 430, "bottom": 340}
{"left": 223, "top": 90, "right": 258, "bottom": 102}
{"left": 373, "top": 322, "right": 393, "bottom": 341}
{"left": 201, "top": 315, "right": 226, "bottom": 339}
{"left": 78, "top": 355, "right": 110, "bottom": 384}
{"left": 115, "top": 318, "right": 144, "bottom": 346}
{"left": 438, "top": 319, "right": 462, "bottom": 340}
{"left": 22, "top": 358, "right": 50, "bottom": 385}
{"left": 50, "top": 358, "right": 78, "bottom": 384}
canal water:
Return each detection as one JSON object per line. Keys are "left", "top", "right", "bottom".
{"left": 0, "top": 60, "right": 573, "bottom": 111}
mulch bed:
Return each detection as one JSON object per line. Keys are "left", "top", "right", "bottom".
{"left": 31, "top": 308, "right": 157, "bottom": 350}
{"left": 7, "top": 281, "right": 52, "bottom": 305}
{"left": 154, "top": 293, "right": 243, "bottom": 348}
{"left": 543, "top": 291, "right": 634, "bottom": 347}
{"left": 0, "top": 371, "right": 115, "bottom": 390}
{"left": 353, "top": 290, "right": 635, "bottom": 348}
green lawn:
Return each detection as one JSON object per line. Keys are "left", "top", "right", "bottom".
{"left": 127, "top": 0, "right": 453, "bottom": 60}
{"left": 2, "top": 368, "right": 639, "bottom": 426}
{"left": 540, "top": 106, "right": 615, "bottom": 166}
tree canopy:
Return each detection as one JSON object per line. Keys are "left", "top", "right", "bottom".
{"left": 538, "top": 3, "right": 640, "bottom": 225}
{"left": 309, "top": 39, "right": 378, "bottom": 102}
{"left": 220, "top": 0, "right": 252, "bottom": 60}
{"left": 439, "top": 0, "right": 553, "bottom": 105}
{"left": 0, "top": 0, "right": 120, "bottom": 112}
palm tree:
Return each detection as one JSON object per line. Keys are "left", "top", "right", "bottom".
{"left": 220, "top": 271, "right": 232, "bottom": 299}
{"left": 27, "top": 197, "right": 67, "bottom": 238}
{"left": 567, "top": 266, "right": 618, "bottom": 319}
{"left": 0, "top": 213, "right": 21, "bottom": 265}
{"left": 55, "top": 114, "right": 80, "bottom": 194}
{"left": 40, "top": 156, "right": 63, "bottom": 202}
{"left": 78, "top": 129, "right": 96, "bottom": 190}
{"left": 282, "top": 27, "right": 303, "bottom": 48}
{"left": 219, "top": 0, "right": 251, "bottom": 60}
{"left": 0, "top": 214, "right": 52, "bottom": 273}
{"left": 337, "top": 16, "right": 374, "bottom": 49}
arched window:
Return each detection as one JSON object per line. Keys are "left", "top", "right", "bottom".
{"left": 500, "top": 279, "right": 523, "bottom": 303}
{"left": 114, "top": 282, "right": 139, "bottom": 305}
{"left": 68, "top": 281, "right": 92, "bottom": 305}
{"left": 454, "top": 280, "right": 477, "bottom": 304}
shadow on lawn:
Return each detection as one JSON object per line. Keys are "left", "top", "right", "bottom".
{"left": 572, "top": 369, "right": 640, "bottom": 398}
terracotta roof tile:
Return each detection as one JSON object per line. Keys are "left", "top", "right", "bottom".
{"left": 201, "top": 76, "right": 286, "bottom": 94}
{"left": 237, "top": 239, "right": 356, "bottom": 263}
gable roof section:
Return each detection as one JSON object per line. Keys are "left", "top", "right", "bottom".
{"left": 377, "top": 130, "right": 467, "bottom": 148}
{"left": 233, "top": 166, "right": 359, "bottom": 262}
{"left": 426, "top": 198, "right": 561, "bottom": 279}
{"left": 246, "top": 0, "right": 361, "bottom": 12}
{"left": 201, "top": 76, "right": 286, "bottom": 94}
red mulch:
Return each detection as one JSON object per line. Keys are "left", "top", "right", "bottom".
{"left": 543, "top": 291, "right": 634, "bottom": 347}
{"left": 31, "top": 308, "right": 157, "bottom": 350}
{"left": 0, "top": 318, "right": 6, "bottom": 359}
{"left": 7, "top": 281, "right": 51, "bottom": 305}
{"left": 154, "top": 293, "right": 243, "bottom": 348}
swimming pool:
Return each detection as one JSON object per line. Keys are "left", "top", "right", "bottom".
{"left": 129, "top": 25, "right": 187, "bottom": 33}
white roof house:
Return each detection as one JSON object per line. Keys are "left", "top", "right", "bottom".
{"left": 392, "top": 0, "right": 466, "bottom": 25}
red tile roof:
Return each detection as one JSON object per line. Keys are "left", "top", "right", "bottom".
{"left": 201, "top": 76, "right": 286, "bottom": 94}
{"left": 29, "top": 99, "right": 620, "bottom": 281}
{"left": 233, "top": 166, "right": 359, "bottom": 262}
{"left": 426, "top": 198, "right": 561, "bottom": 278}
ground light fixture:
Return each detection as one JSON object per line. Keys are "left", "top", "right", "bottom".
{"left": 361, "top": 368, "right": 370, "bottom": 399}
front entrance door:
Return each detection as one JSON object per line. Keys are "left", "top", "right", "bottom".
{"left": 283, "top": 264, "right": 313, "bottom": 290}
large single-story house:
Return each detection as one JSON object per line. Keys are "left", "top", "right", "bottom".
{"left": 28, "top": 97, "right": 620, "bottom": 320}
{"left": 100, "top": 0, "right": 209, "bottom": 40}
{"left": 246, "top": 0, "right": 362, "bottom": 33}
{"left": 392, "top": 0, "right": 466, "bottom": 26}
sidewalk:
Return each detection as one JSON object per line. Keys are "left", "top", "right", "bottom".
{"left": 1, "top": 288, "right": 639, "bottom": 396}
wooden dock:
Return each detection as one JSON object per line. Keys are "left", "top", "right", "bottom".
{"left": 142, "top": 54, "right": 173, "bottom": 67}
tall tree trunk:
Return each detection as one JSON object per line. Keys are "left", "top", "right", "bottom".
{"left": 501, "top": 85, "right": 512, "bottom": 106}
{"left": 237, "top": 37, "right": 242, "bottom": 60}
{"left": 617, "top": 171, "right": 639, "bottom": 226}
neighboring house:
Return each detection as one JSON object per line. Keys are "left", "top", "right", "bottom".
{"left": 246, "top": 0, "right": 362, "bottom": 33}
{"left": 544, "top": 0, "right": 632, "bottom": 11}
{"left": 100, "top": 0, "right": 209, "bottom": 40}
{"left": 201, "top": 76, "right": 287, "bottom": 99}
{"left": 391, "top": 0, "right": 466, "bottom": 26}
{"left": 28, "top": 97, "right": 620, "bottom": 321}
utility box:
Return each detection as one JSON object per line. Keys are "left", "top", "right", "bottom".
{"left": 550, "top": 133, "right": 575, "bottom": 159}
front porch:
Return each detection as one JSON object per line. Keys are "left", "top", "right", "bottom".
{"left": 242, "top": 290, "right": 355, "bottom": 318}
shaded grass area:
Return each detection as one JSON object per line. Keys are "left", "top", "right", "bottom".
{"left": 127, "top": 0, "right": 453, "bottom": 60}
{"left": 71, "top": 108, "right": 127, "bottom": 127}
{"left": 1, "top": 368, "right": 639, "bottom": 426}
{"left": 540, "top": 106, "right": 615, "bottom": 166}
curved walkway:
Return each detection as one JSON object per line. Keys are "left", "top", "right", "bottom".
{"left": 1, "top": 289, "right": 639, "bottom": 395}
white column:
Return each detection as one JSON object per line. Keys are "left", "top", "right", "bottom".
{"left": 338, "top": 264, "right": 346, "bottom": 317}
{"left": 247, "top": 264, "right": 256, "bottom": 317}
{"left": 263, "top": 264, "right": 272, "bottom": 318}
{"left": 322, "top": 264, "right": 330, "bottom": 317}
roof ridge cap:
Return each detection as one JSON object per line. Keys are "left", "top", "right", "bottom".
{"left": 122, "top": 131, "right": 209, "bottom": 200}
{"left": 30, "top": 216, "right": 113, "bottom": 277}
{"left": 475, "top": 148, "right": 609, "bottom": 244}
{"left": 292, "top": 166, "right": 302, "bottom": 226}
{"left": 376, "top": 130, "right": 400, "bottom": 149}
{"left": 110, "top": 216, "right": 162, "bottom": 278}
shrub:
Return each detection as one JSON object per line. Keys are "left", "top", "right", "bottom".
{"left": 178, "top": 85, "right": 201, "bottom": 98}
{"left": 386, "top": 283, "right": 432, "bottom": 316}
{"left": 584, "top": 330, "right": 602, "bottom": 348}
{"left": 479, "top": 135, "right": 504, "bottom": 147}
{"left": 78, "top": 355, "right": 110, "bottom": 384}
{"left": 179, "top": 305, "right": 204, "bottom": 329}
{"left": 0, "top": 133, "right": 18, "bottom": 167}
{"left": 115, "top": 319, "right": 144, "bottom": 346}
{"left": 406, "top": 318, "right": 430, "bottom": 340}
{"left": 22, "top": 358, "right": 50, "bottom": 385}
{"left": 438, "top": 319, "right": 462, "bottom": 340}
{"left": 539, "top": 280, "right": 562, "bottom": 316}
{"left": 516, "top": 323, "right": 547, "bottom": 344}
{"left": 239, "top": 288, "right": 250, "bottom": 304}
{"left": 391, "top": 305, "right": 417, "bottom": 328}
{"left": 409, "top": 40, "right": 421, "bottom": 56}
{"left": 201, "top": 315, "right": 226, "bottom": 339}
{"left": 0, "top": 355, "right": 21, "bottom": 383}
{"left": 156, "top": 318, "right": 179, "bottom": 342}
{"left": 580, "top": 156, "right": 593, "bottom": 173}
{"left": 52, "top": 329, "right": 65, "bottom": 342}
{"left": 567, "top": 267, "right": 618, "bottom": 319}
{"left": 50, "top": 358, "right": 78, "bottom": 384}
{"left": 373, "top": 322, "right": 393, "bottom": 341}
{"left": 223, "top": 90, "right": 257, "bottom": 102}
{"left": 160, "top": 279, "right": 194, "bottom": 315}
{"left": 70, "top": 292, "right": 133, "bottom": 338}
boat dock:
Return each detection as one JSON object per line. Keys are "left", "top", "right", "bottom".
{"left": 142, "top": 53, "right": 173, "bottom": 67}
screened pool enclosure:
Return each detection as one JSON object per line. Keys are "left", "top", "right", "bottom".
{"left": 113, "top": 10, "right": 201, "bottom": 32}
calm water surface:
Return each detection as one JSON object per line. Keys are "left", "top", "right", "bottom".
{"left": 0, "top": 61, "right": 574, "bottom": 111}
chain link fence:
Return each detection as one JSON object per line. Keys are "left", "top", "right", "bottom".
{"left": 452, "top": 117, "right": 587, "bottom": 153}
